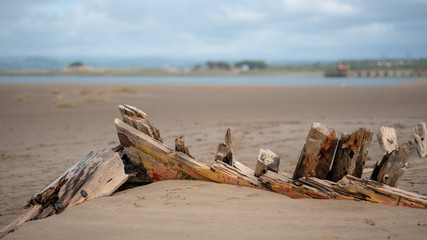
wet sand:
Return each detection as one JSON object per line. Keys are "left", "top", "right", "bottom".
{"left": 1, "top": 79, "right": 426, "bottom": 238}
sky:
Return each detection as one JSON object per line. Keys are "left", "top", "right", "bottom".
{"left": 1, "top": 0, "right": 427, "bottom": 61}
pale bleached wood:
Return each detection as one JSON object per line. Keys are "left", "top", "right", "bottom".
{"left": 327, "top": 128, "right": 373, "bottom": 181}
{"left": 215, "top": 128, "right": 235, "bottom": 166}
{"left": 120, "top": 104, "right": 162, "bottom": 143}
{"left": 370, "top": 142, "right": 415, "bottom": 187}
{"left": 1, "top": 149, "right": 129, "bottom": 237}
{"left": 413, "top": 122, "right": 427, "bottom": 158}
{"left": 175, "top": 135, "right": 193, "bottom": 158}
{"left": 123, "top": 115, "right": 153, "bottom": 137}
{"left": 293, "top": 122, "right": 339, "bottom": 180}
{"left": 0, "top": 205, "right": 43, "bottom": 238}
{"left": 254, "top": 148, "right": 280, "bottom": 177}
{"left": 377, "top": 126, "right": 398, "bottom": 154}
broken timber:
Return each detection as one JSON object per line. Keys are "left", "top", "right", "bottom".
{"left": 413, "top": 122, "right": 427, "bottom": 158}
{"left": 370, "top": 142, "right": 415, "bottom": 187}
{"left": 1, "top": 149, "right": 129, "bottom": 237}
{"left": 377, "top": 126, "right": 398, "bottom": 154}
{"left": 327, "top": 128, "right": 373, "bottom": 181}
{"left": 255, "top": 149, "right": 280, "bottom": 177}
{"left": 115, "top": 105, "right": 427, "bottom": 209}
{"left": 292, "top": 122, "right": 339, "bottom": 180}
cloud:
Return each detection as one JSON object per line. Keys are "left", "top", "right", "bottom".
{"left": 283, "top": 0, "right": 358, "bottom": 16}
{"left": 0, "top": 0, "right": 426, "bottom": 59}
{"left": 219, "top": 6, "right": 265, "bottom": 23}
{"left": 343, "top": 22, "right": 395, "bottom": 35}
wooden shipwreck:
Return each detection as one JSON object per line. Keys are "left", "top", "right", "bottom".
{"left": 1, "top": 104, "right": 426, "bottom": 238}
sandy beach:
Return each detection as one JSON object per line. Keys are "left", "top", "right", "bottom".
{"left": 1, "top": 79, "right": 427, "bottom": 239}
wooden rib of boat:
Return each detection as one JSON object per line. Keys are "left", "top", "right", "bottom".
{"left": 115, "top": 104, "right": 427, "bottom": 209}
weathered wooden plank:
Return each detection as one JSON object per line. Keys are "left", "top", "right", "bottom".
{"left": 175, "top": 135, "right": 193, "bottom": 158}
{"left": 1, "top": 149, "right": 128, "bottom": 237}
{"left": 336, "top": 175, "right": 427, "bottom": 208}
{"left": 0, "top": 205, "right": 43, "bottom": 238}
{"left": 370, "top": 142, "right": 415, "bottom": 187}
{"left": 54, "top": 149, "right": 129, "bottom": 212}
{"left": 214, "top": 128, "right": 235, "bottom": 166}
{"left": 293, "top": 122, "right": 339, "bottom": 180}
{"left": 260, "top": 171, "right": 332, "bottom": 199}
{"left": 120, "top": 104, "right": 162, "bottom": 143}
{"left": 254, "top": 148, "right": 280, "bottom": 177}
{"left": 123, "top": 115, "right": 153, "bottom": 137}
{"left": 353, "top": 129, "right": 374, "bottom": 178}
{"left": 327, "top": 128, "right": 373, "bottom": 181}
{"left": 116, "top": 118, "right": 212, "bottom": 181}
{"left": 413, "top": 122, "right": 427, "bottom": 158}
{"left": 377, "top": 126, "right": 398, "bottom": 154}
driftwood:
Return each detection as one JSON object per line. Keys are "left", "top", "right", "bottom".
{"left": 175, "top": 135, "right": 193, "bottom": 158}
{"left": 354, "top": 129, "right": 374, "bottom": 178}
{"left": 370, "top": 142, "right": 415, "bottom": 187}
{"left": 255, "top": 149, "right": 280, "bottom": 177}
{"left": 1, "top": 149, "right": 129, "bottom": 237}
{"left": 413, "top": 122, "right": 427, "bottom": 158}
{"left": 119, "top": 104, "right": 162, "bottom": 143}
{"left": 377, "top": 126, "right": 398, "bottom": 154}
{"left": 114, "top": 105, "right": 427, "bottom": 209}
{"left": 293, "top": 122, "right": 339, "bottom": 180}
{"left": 215, "top": 128, "right": 235, "bottom": 166}
{"left": 327, "top": 128, "right": 373, "bottom": 181}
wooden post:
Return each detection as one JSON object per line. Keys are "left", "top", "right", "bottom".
{"left": 1, "top": 149, "right": 129, "bottom": 237}
{"left": 292, "top": 122, "right": 339, "bottom": 180}
{"left": 215, "top": 128, "right": 235, "bottom": 166}
{"left": 254, "top": 148, "right": 280, "bottom": 177}
{"left": 413, "top": 122, "right": 427, "bottom": 158}
{"left": 175, "top": 135, "right": 193, "bottom": 158}
{"left": 327, "top": 128, "right": 373, "bottom": 181}
{"left": 370, "top": 142, "right": 415, "bottom": 187}
{"left": 353, "top": 129, "right": 373, "bottom": 178}
{"left": 377, "top": 126, "right": 398, "bottom": 154}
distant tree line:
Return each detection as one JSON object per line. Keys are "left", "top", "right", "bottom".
{"left": 206, "top": 61, "right": 231, "bottom": 70}
{"left": 69, "top": 61, "right": 84, "bottom": 68}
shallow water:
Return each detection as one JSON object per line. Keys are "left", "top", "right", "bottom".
{"left": 0, "top": 75, "right": 417, "bottom": 86}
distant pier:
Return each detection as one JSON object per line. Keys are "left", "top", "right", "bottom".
{"left": 325, "top": 69, "right": 427, "bottom": 77}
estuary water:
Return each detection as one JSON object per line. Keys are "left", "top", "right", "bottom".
{"left": 0, "top": 75, "right": 417, "bottom": 87}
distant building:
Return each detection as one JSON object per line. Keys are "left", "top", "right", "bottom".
{"left": 240, "top": 64, "right": 249, "bottom": 72}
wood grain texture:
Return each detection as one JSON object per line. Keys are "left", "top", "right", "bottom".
{"left": 370, "top": 142, "right": 415, "bottom": 187}
{"left": 377, "top": 126, "right": 398, "bottom": 154}
{"left": 214, "top": 128, "right": 235, "bottom": 166}
{"left": 413, "top": 122, "right": 427, "bottom": 158}
{"left": 0, "top": 149, "right": 128, "bottom": 237}
{"left": 175, "top": 135, "right": 193, "bottom": 158}
{"left": 327, "top": 128, "right": 373, "bottom": 181}
{"left": 293, "top": 122, "right": 339, "bottom": 180}
{"left": 255, "top": 148, "right": 280, "bottom": 177}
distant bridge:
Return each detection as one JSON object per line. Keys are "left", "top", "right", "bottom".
{"left": 325, "top": 69, "right": 427, "bottom": 77}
